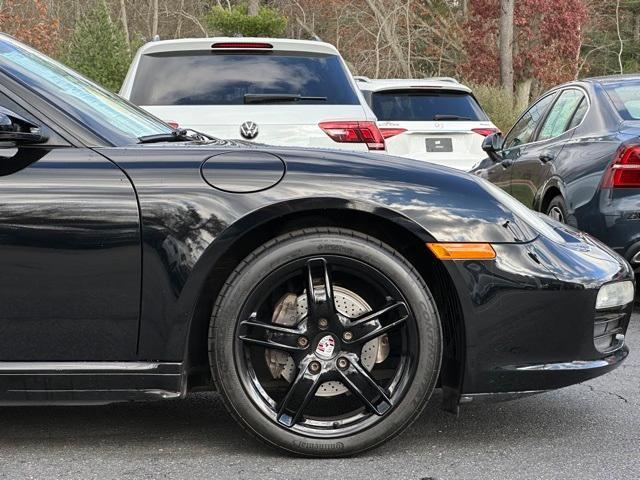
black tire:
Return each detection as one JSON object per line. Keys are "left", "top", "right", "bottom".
{"left": 209, "top": 227, "right": 442, "bottom": 457}
{"left": 546, "top": 195, "right": 568, "bottom": 224}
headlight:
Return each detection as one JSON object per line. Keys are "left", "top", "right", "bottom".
{"left": 596, "top": 281, "right": 635, "bottom": 309}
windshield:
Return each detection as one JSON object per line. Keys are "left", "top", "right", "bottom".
{"left": 0, "top": 36, "right": 173, "bottom": 143}
{"left": 129, "top": 51, "right": 360, "bottom": 106}
{"left": 370, "top": 90, "right": 488, "bottom": 121}
{"left": 602, "top": 80, "right": 640, "bottom": 120}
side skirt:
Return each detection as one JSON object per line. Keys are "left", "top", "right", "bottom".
{"left": 0, "top": 362, "right": 185, "bottom": 405}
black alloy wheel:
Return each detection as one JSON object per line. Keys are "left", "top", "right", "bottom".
{"left": 209, "top": 228, "right": 442, "bottom": 456}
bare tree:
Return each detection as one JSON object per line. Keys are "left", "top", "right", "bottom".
{"left": 248, "top": 0, "right": 259, "bottom": 16}
{"left": 151, "top": 0, "right": 159, "bottom": 38}
{"left": 616, "top": 0, "right": 623, "bottom": 74}
{"left": 499, "top": 0, "right": 514, "bottom": 101}
{"left": 120, "top": 0, "right": 130, "bottom": 50}
{"left": 363, "top": 0, "right": 411, "bottom": 77}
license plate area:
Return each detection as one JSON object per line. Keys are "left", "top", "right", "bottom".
{"left": 425, "top": 138, "right": 452, "bottom": 153}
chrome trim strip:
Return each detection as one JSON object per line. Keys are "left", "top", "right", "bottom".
{"left": 0, "top": 362, "right": 166, "bottom": 372}
{"left": 460, "top": 390, "right": 547, "bottom": 404}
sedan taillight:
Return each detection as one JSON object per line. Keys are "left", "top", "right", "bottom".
{"left": 602, "top": 144, "right": 640, "bottom": 188}
{"left": 319, "top": 121, "right": 386, "bottom": 150}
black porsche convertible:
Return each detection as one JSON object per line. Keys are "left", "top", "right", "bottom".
{"left": 0, "top": 34, "right": 633, "bottom": 457}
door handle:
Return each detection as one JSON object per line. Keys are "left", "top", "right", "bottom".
{"left": 501, "top": 159, "right": 514, "bottom": 168}
{"left": 539, "top": 153, "right": 555, "bottom": 163}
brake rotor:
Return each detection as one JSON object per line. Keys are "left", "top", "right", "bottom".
{"left": 265, "top": 286, "right": 389, "bottom": 397}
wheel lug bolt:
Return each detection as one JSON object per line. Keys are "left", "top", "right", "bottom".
{"left": 297, "top": 336, "right": 309, "bottom": 348}
{"left": 342, "top": 331, "right": 353, "bottom": 341}
{"left": 308, "top": 361, "right": 321, "bottom": 374}
{"left": 318, "top": 318, "right": 328, "bottom": 329}
{"left": 337, "top": 357, "right": 349, "bottom": 370}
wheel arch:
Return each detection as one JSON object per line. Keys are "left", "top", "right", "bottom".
{"left": 537, "top": 178, "right": 566, "bottom": 213}
{"left": 180, "top": 198, "right": 466, "bottom": 401}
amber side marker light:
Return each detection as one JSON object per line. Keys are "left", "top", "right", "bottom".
{"left": 427, "top": 243, "right": 496, "bottom": 260}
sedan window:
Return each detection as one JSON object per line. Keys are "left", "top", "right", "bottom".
{"left": 603, "top": 81, "right": 640, "bottom": 120}
{"left": 537, "top": 89, "right": 585, "bottom": 141}
{"left": 503, "top": 93, "right": 555, "bottom": 149}
{"left": 566, "top": 98, "right": 588, "bottom": 130}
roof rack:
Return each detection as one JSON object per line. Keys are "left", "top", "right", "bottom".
{"left": 424, "top": 77, "right": 459, "bottom": 83}
{"left": 355, "top": 76, "right": 459, "bottom": 84}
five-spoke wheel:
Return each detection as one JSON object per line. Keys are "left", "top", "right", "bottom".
{"left": 210, "top": 228, "right": 441, "bottom": 456}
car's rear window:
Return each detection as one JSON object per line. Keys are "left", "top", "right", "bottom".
{"left": 603, "top": 81, "right": 640, "bottom": 120}
{"left": 370, "top": 89, "right": 488, "bottom": 121}
{"left": 129, "top": 51, "right": 360, "bottom": 106}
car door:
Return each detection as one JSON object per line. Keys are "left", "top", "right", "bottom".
{"left": 0, "top": 90, "right": 141, "bottom": 361}
{"left": 510, "top": 88, "right": 587, "bottom": 208}
{"left": 483, "top": 92, "right": 557, "bottom": 193}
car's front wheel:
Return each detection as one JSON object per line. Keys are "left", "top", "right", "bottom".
{"left": 209, "top": 228, "right": 442, "bottom": 456}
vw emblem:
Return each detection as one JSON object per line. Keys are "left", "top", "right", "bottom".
{"left": 315, "top": 335, "right": 336, "bottom": 359}
{"left": 240, "top": 121, "right": 259, "bottom": 139}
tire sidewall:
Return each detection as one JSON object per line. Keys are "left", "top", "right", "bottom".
{"left": 547, "top": 195, "right": 568, "bottom": 224}
{"left": 210, "top": 230, "right": 442, "bottom": 457}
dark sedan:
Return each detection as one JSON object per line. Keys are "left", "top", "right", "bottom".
{"left": 476, "top": 75, "right": 640, "bottom": 276}
{"left": 0, "top": 35, "right": 634, "bottom": 457}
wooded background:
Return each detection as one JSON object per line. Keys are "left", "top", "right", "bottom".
{"left": 1, "top": 0, "right": 638, "bottom": 131}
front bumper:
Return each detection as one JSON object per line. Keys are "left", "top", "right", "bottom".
{"left": 442, "top": 230, "right": 633, "bottom": 396}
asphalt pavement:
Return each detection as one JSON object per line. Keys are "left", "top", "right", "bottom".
{"left": 0, "top": 316, "right": 638, "bottom": 480}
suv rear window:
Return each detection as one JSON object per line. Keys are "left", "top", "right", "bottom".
{"left": 369, "top": 90, "right": 488, "bottom": 121}
{"left": 129, "top": 51, "right": 360, "bottom": 106}
{"left": 603, "top": 81, "right": 640, "bottom": 120}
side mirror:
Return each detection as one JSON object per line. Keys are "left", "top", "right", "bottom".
{"left": 481, "top": 132, "right": 503, "bottom": 162}
{"left": 0, "top": 108, "right": 48, "bottom": 145}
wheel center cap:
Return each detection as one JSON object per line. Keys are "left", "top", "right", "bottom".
{"left": 315, "top": 334, "right": 338, "bottom": 360}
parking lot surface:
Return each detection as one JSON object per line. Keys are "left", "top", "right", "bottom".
{"left": 0, "top": 316, "right": 637, "bottom": 480}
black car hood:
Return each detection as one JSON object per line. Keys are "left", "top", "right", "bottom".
{"left": 116, "top": 142, "right": 540, "bottom": 244}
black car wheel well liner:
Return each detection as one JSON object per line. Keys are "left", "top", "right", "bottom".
{"left": 540, "top": 186, "right": 563, "bottom": 213}
{"left": 181, "top": 205, "right": 466, "bottom": 399}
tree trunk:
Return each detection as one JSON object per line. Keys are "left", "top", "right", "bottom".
{"left": 176, "top": 0, "right": 185, "bottom": 38}
{"left": 151, "top": 0, "right": 159, "bottom": 39}
{"left": 120, "top": 0, "right": 130, "bottom": 51}
{"left": 498, "top": 0, "right": 515, "bottom": 102}
{"left": 248, "top": 0, "right": 260, "bottom": 16}
{"left": 515, "top": 79, "right": 533, "bottom": 112}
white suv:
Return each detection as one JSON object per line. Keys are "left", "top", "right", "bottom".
{"left": 357, "top": 77, "right": 498, "bottom": 170}
{"left": 120, "top": 37, "right": 384, "bottom": 152}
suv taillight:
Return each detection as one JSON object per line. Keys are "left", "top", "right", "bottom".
{"left": 318, "top": 121, "right": 385, "bottom": 150}
{"left": 472, "top": 127, "right": 500, "bottom": 137}
{"left": 602, "top": 145, "right": 640, "bottom": 188}
{"left": 379, "top": 128, "right": 407, "bottom": 139}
